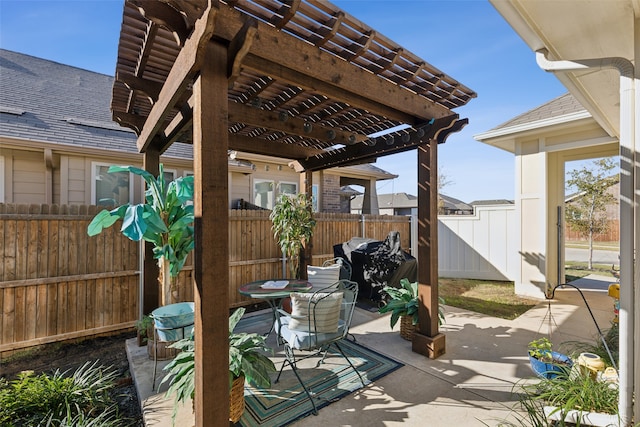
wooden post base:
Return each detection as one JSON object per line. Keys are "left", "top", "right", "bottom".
{"left": 412, "top": 332, "right": 446, "bottom": 359}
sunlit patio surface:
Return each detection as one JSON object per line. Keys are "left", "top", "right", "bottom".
{"left": 126, "top": 275, "right": 616, "bottom": 426}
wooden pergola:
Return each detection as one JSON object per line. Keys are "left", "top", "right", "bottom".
{"left": 110, "top": 0, "right": 476, "bottom": 424}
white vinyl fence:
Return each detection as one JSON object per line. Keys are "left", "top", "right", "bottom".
{"left": 435, "top": 205, "right": 517, "bottom": 281}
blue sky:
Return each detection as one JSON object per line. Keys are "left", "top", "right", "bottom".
{"left": 0, "top": 0, "right": 568, "bottom": 202}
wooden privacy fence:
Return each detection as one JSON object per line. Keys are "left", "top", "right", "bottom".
{"left": 564, "top": 219, "right": 620, "bottom": 242}
{"left": 0, "top": 204, "right": 410, "bottom": 352}
{"left": 0, "top": 204, "right": 139, "bottom": 354}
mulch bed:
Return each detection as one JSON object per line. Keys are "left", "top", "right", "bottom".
{"left": 1, "top": 331, "right": 143, "bottom": 426}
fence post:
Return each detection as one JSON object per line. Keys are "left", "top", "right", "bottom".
{"left": 360, "top": 214, "right": 365, "bottom": 237}
{"left": 410, "top": 214, "right": 418, "bottom": 257}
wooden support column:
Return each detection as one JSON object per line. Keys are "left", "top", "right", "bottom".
{"left": 192, "top": 40, "right": 229, "bottom": 426}
{"left": 142, "top": 149, "right": 160, "bottom": 315}
{"left": 413, "top": 140, "right": 445, "bottom": 359}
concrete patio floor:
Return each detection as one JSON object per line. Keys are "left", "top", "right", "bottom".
{"left": 126, "top": 274, "right": 617, "bottom": 426}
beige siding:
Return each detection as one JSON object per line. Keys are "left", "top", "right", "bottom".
{"left": 12, "top": 153, "right": 45, "bottom": 203}
{"left": 230, "top": 172, "right": 251, "bottom": 208}
{"left": 67, "top": 157, "right": 87, "bottom": 205}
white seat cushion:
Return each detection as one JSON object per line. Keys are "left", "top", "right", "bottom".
{"left": 277, "top": 316, "right": 346, "bottom": 349}
{"left": 307, "top": 264, "right": 340, "bottom": 289}
{"left": 288, "top": 291, "right": 343, "bottom": 333}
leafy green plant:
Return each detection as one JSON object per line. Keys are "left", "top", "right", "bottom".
{"left": 528, "top": 337, "right": 553, "bottom": 362}
{"left": 0, "top": 361, "right": 119, "bottom": 426}
{"left": 161, "top": 307, "right": 276, "bottom": 421}
{"left": 379, "top": 278, "right": 419, "bottom": 328}
{"left": 378, "top": 278, "right": 446, "bottom": 329}
{"left": 523, "top": 369, "right": 619, "bottom": 419}
{"left": 87, "top": 164, "right": 194, "bottom": 305}
{"left": 135, "top": 315, "right": 153, "bottom": 344}
{"left": 269, "top": 193, "right": 316, "bottom": 279}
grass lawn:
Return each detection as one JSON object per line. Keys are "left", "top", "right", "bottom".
{"left": 439, "top": 278, "right": 540, "bottom": 320}
{"left": 565, "top": 261, "right": 617, "bottom": 282}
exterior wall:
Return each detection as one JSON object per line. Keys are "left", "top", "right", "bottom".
{"left": 4, "top": 149, "right": 46, "bottom": 203}
{"left": 514, "top": 134, "right": 618, "bottom": 298}
{"left": 321, "top": 172, "right": 341, "bottom": 212}
{"left": 230, "top": 171, "right": 251, "bottom": 208}
{"left": 438, "top": 205, "right": 517, "bottom": 281}
{"left": 1, "top": 144, "right": 384, "bottom": 213}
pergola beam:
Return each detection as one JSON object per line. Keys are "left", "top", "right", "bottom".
{"left": 136, "top": 6, "right": 217, "bottom": 153}
{"left": 228, "top": 101, "right": 367, "bottom": 146}
{"left": 228, "top": 134, "right": 324, "bottom": 159}
{"left": 294, "top": 116, "right": 462, "bottom": 171}
{"left": 212, "top": 6, "right": 453, "bottom": 123}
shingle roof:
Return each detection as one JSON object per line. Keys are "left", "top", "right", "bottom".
{"left": 0, "top": 49, "right": 192, "bottom": 159}
{"left": 0, "top": 49, "right": 396, "bottom": 179}
{"left": 487, "top": 93, "right": 586, "bottom": 131}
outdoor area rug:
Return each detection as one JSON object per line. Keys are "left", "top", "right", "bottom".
{"left": 239, "top": 339, "right": 403, "bottom": 426}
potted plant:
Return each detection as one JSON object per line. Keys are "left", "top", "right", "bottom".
{"left": 87, "top": 164, "right": 194, "bottom": 307}
{"left": 269, "top": 193, "right": 316, "bottom": 279}
{"left": 378, "top": 278, "right": 445, "bottom": 341}
{"left": 161, "top": 307, "right": 276, "bottom": 424}
{"left": 527, "top": 337, "right": 573, "bottom": 379}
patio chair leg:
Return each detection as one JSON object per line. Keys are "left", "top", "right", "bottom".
{"left": 152, "top": 329, "right": 158, "bottom": 390}
{"left": 288, "top": 358, "right": 319, "bottom": 416}
{"left": 275, "top": 347, "right": 319, "bottom": 415}
{"left": 334, "top": 342, "right": 365, "bottom": 387}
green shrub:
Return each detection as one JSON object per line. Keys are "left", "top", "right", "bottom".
{"left": 0, "top": 361, "right": 119, "bottom": 426}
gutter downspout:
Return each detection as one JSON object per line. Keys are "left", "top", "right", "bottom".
{"left": 536, "top": 49, "right": 636, "bottom": 426}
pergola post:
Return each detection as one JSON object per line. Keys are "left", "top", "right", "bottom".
{"left": 192, "top": 40, "right": 229, "bottom": 426}
{"left": 142, "top": 149, "right": 160, "bottom": 315}
{"left": 413, "top": 140, "right": 446, "bottom": 358}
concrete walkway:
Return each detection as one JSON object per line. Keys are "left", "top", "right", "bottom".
{"left": 126, "top": 274, "right": 617, "bottom": 426}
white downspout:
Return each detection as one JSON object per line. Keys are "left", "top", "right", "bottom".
{"left": 536, "top": 49, "right": 636, "bottom": 426}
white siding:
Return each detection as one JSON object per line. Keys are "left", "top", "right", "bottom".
{"left": 438, "top": 205, "right": 517, "bottom": 281}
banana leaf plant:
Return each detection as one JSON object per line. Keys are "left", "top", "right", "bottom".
{"left": 87, "top": 164, "right": 194, "bottom": 306}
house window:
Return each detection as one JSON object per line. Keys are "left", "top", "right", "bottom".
{"left": 254, "top": 179, "right": 274, "bottom": 209}
{"left": 279, "top": 182, "right": 298, "bottom": 196}
{"left": 163, "top": 169, "right": 177, "bottom": 184}
{"left": 91, "top": 162, "right": 132, "bottom": 206}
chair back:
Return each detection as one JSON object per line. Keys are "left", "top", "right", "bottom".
{"left": 322, "top": 257, "right": 352, "bottom": 280}
{"left": 285, "top": 280, "right": 358, "bottom": 350}
{"left": 307, "top": 263, "right": 341, "bottom": 289}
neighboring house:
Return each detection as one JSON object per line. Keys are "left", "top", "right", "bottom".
{"left": 0, "top": 49, "right": 395, "bottom": 213}
{"left": 565, "top": 178, "right": 620, "bottom": 242}
{"left": 350, "top": 192, "right": 473, "bottom": 216}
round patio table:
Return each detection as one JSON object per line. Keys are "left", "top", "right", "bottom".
{"left": 239, "top": 279, "right": 312, "bottom": 337}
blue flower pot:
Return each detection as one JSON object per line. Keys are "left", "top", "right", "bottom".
{"left": 529, "top": 351, "right": 573, "bottom": 379}
{"left": 151, "top": 302, "right": 195, "bottom": 341}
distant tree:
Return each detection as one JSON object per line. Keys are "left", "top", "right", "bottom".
{"left": 438, "top": 168, "right": 453, "bottom": 215}
{"left": 565, "top": 158, "right": 618, "bottom": 269}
